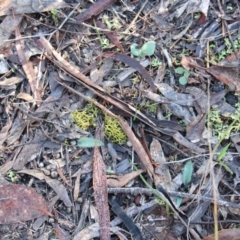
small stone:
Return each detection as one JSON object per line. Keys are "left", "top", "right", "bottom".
{"left": 48, "top": 218, "right": 55, "bottom": 224}
{"left": 212, "top": 83, "right": 225, "bottom": 92}
{"left": 51, "top": 171, "right": 58, "bottom": 178}
{"left": 38, "top": 162, "right": 44, "bottom": 168}
{"left": 225, "top": 93, "right": 237, "bottom": 105}
{"left": 126, "top": 141, "right": 132, "bottom": 147}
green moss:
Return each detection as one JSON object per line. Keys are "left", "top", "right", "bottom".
{"left": 71, "top": 103, "right": 127, "bottom": 144}
{"left": 70, "top": 102, "right": 99, "bottom": 130}
{"left": 70, "top": 110, "right": 96, "bottom": 130}
{"left": 104, "top": 114, "right": 127, "bottom": 144}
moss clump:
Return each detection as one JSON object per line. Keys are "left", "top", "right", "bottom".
{"left": 104, "top": 114, "right": 127, "bottom": 144}
{"left": 70, "top": 103, "right": 98, "bottom": 130}
{"left": 71, "top": 103, "right": 127, "bottom": 144}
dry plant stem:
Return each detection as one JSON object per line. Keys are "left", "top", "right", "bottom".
{"left": 108, "top": 187, "right": 240, "bottom": 209}
{"left": 206, "top": 41, "right": 218, "bottom": 240}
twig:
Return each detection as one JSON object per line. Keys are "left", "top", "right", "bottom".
{"left": 108, "top": 187, "right": 240, "bottom": 209}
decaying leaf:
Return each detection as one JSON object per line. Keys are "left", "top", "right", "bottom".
{"left": 93, "top": 146, "right": 110, "bottom": 240}
{"left": 157, "top": 83, "right": 194, "bottom": 106}
{"left": 18, "top": 169, "right": 72, "bottom": 207}
{"left": 15, "top": 26, "right": 41, "bottom": 103}
{"left": 0, "top": 184, "right": 51, "bottom": 224}
{"left": 206, "top": 65, "right": 240, "bottom": 92}
{"left": 0, "top": 77, "right": 23, "bottom": 87}
{"left": 202, "top": 228, "right": 240, "bottom": 240}
{"left": 150, "top": 138, "right": 176, "bottom": 191}
{"left": 75, "top": 0, "right": 116, "bottom": 22}
{"left": 107, "top": 170, "right": 144, "bottom": 188}
{"left": 0, "top": 15, "right": 22, "bottom": 48}
{"left": 186, "top": 114, "right": 206, "bottom": 142}
{"left": 16, "top": 92, "right": 34, "bottom": 102}
{"left": 0, "top": 0, "right": 68, "bottom": 16}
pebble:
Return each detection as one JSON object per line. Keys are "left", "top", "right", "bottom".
{"left": 126, "top": 141, "right": 132, "bottom": 147}
{"left": 51, "top": 171, "right": 58, "bottom": 178}
{"left": 225, "top": 93, "right": 237, "bottom": 105}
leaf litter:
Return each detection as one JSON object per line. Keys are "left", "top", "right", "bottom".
{"left": 1, "top": 0, "right": 240, "bottom": 239}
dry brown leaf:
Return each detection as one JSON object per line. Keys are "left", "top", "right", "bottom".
{"left": 15, "top": 26, "right": 41, "bottom": 103}
{"left": 150, "top": 138, "right": 177, "bottom": 191}
{"left": 0, "top": 0, "right": 68, "bottom": 16}
{"left": 206, "top": 65, "right": 240, "bottom": 92}
{"left": 53, "top": 223, "right": 70, "bottom": 240}
{"left": 0, "top": 184, "right": 51, "bottom": 224}
{"left": 186, "top": 114, "right": 206, "bottom": 142}
{"left": 18, "top": 169, "right": 72, "bottom": 207}
{"left": 75, "top": 0, "right": 115, "bottom": 22}
{"left": 0, "top": 77, "right": 23, "bottom": 87}
{"left": 0, "top": 15, "right": 22, "bottom": 48}
{"left": 202, "top": 228, "right": 240, "bottom": 240}
{"left": 74, "top": 172, "right": 81, "bottom": 201}
{"left": 16, "top": 92, "right": 34, "bottom": 101}
{"left": 107, "top": 170, "right": 144, "bottom": 188}
{"left": 93, "top": 146, "right": 110, "bottom": 240}
{"left": 181, "top": 56, "right": 200, "bottom": 71}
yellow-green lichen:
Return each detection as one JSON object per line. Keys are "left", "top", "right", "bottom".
{"left": 71, "top": 103, "right": 127, "bottom": 144}
{"left": 104, "top": 114, "right": 127, "bottom": 144}
{"left": 70, "top": 107, "right": 97, "bottom": 131}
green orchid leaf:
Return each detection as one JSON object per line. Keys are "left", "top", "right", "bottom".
{"left": 183, "top": 160, "right": 193, "bottom": 187}
{"left": 77, "top": 137, "right": 104, "bottom": 148}
{"left": 179, "top": 76, "right": 187, "bottom": 85}
{"left": 130, "top": 43, "right": 143, "bottom": 57}
{"left": 175, "top": 197, "right": 182, "bottom": 207}
{"left": 175, "top": 67, "right": 184, "bottom": 74}
{"left": 217, "top": 143, "right": 231, "bottom": 162}
{"left": 184, "top": 70, "right": 190, "bottom": 78}
{"left": 141, "top": 41, "right": 156, "bottom": 56}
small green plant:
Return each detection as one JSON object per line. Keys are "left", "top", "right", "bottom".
{"left": 183, "top": 161, "right": 193, "bottom": 187}
{"left": 151, "top": 58, "right": 162, "bottom": 67}
{"left": 131, "top": 41, "right": 156, "bottom": 57}
{"left": 194, "top": 13, "right": 201, "bottom": 19}
{"left": 210, "top": 37, "right": 240, "bottom": 64}
{"left": 208, "top": 105, "right": 240, "bottom": 173}
{"left": 216, "top": 143, "right": 233, "bottom": 174}
{"left": 209, "top": 106, "right": 240, "bottom": 140}
{"left": 140, "top": 100, "right": 158, "bottom": 114}
{"left": 51, "top": 9, "right": 58, "bottom": 25}
{"left": 8, "top": 171, "right": 16, "bottom": 182}
{"left": 147, "top": 103, "right": 158, "bottom": 114}
{"left": 100, "top": 38, "right": 110, "bottom": 49}
{"left": 94, "top": 20, "right": 110, "bottom": 49}
{"left": 227, "top": 5, "right": 233, "bottom": 11}
{"left": 102, "top": 15, "right": 122, "bottom": 30}
{"left": 175, "top": 67, "right": 190, "bottom": 85}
